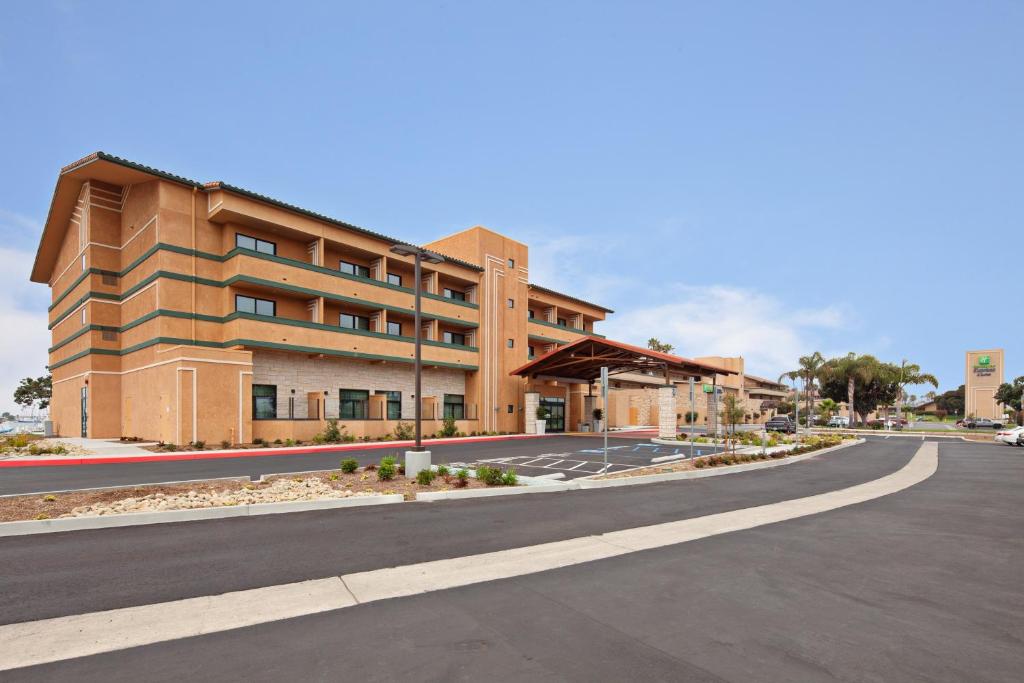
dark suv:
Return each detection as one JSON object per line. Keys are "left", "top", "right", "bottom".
{"left": 765, "top": 415, "right": 796, "bottom": 434}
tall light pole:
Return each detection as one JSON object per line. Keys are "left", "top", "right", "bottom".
{"left": 390, "top": 243, "right": 444, "bottom": 475}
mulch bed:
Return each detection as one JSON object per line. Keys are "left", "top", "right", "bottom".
{"left": 0, "top": 467, "right": 489, "bottom": 523}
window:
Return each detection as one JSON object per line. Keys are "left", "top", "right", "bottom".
{"left": 557, "top": 317, "right": 567, "bottom": 327}
{"left": 340, "top": 389, "right": 369, "bottom": 419}
{"left": 340, "top": 260, "right": 370, "bottom": 278}
{"left": 443, "top": 331, "right": 466, "bottom": 346}
{"left": 235, "top": 294, "right": 276, "bottom": 317}
{"left": 528, "top": 309, "right": 535, "bottom": 319}
{"left": 386, "top": 321, "right": 402, "bottom": 336}
{"left": 507, "top": 298, "right": 514, "bottom": 309}
{"left": 508, "top": 258, "right": 515, "bottom": 268}
{"left": 507, "top": 404, "right": 514, "bottom": 414}
{"left": 340, "top": 313, "right": 370, "bottom": 330}
{"left": 443, "top": 288, "right": 466, "bottom": 301}
{"left": 507, "top": 339, "right": 514, "bottom": 348}
{"left": 81, "top": 254, "right": 86, "bottom": 272}
{"left": 252, "top": 385, "right": 277, "bottom": 420}
{"left": 80, "top": 308, "right": 86, "bottom": 325}
{"left": 386, "top": 273, "right": 402, "bottom": 286}
{"left": 528, "top": 345, "right": 535, "bottom": 359}
{"left": 236, "top": 233, "right": 276, "bottom": 255}
{"left": 377, "top": 390, "right": 401, "bottom": 420}
{"left": 102, "top": 330, "right": 117, "bottom": 342}
{"left": 101, "top": 272, "right": 118, "bottom": 286}
{"left": 443, "top": 394, "right": 465, "bottom": 420}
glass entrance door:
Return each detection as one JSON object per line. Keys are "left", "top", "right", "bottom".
{"left": 541, "top": 397, "right": 565, "bottom": 433}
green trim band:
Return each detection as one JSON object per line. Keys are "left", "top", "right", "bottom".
{"left": 49, "top": 269, "right": 480, "bottom": 331}
{"left": 527, "top": 334, "right": 567, "bottom": 345}
{"left": 49, "top": 243, "right": 480, "bottom": 314}
{"left": 528, "top": 317, "right": 602, "bottom": 338}
{"left": 48, "top": 336, "right": 480, "bottom": 372}
{"left": 50, "top": 309, "right": 479, "bottom": 354}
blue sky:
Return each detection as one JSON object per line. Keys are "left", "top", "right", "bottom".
{"left": 0, "top": 1, "right": 1020, "bottom": 411}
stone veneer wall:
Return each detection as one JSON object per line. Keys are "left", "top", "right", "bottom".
{"left": 252, "top": 350, "right": 467, "bottom": 420}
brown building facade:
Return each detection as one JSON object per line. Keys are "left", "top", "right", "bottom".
{"left": 31, "top": 153, "right": 611, "bottom": 444}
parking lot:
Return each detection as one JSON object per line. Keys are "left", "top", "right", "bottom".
{"left": 462, "top": 439, "right": 727, "bottom": 480}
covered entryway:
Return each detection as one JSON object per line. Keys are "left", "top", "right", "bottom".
{"left": 511, "top": 337, "right": 737, "bottom": 438}
{"left": 541, "top": 397, "right": 566, "bottom": 433}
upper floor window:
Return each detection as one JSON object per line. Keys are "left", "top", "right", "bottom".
{"left": 236, "top": 233, "right": 276, "bottom": 255}
{"left": 340, "top": 313, "right": 370, "bottom": 331}
{"left": 507, "top": 339, "right": 514, "bottom": 348}
{"left": 507, "top": 298, "right": 514, "bottom": 309}
{"left": 507, "top": 258, "right": 515, "bottom": 268}
{"left": 340, "top": 260, "right": 370, "bottom": 278}
{"left": 528, "top": 310, "right": 535, "bottom": 319}
{"left": 386, "top": 321, "right": 402, "bottom": 336}
{"left": 235, "top": 294, "right": 276, "bottom": 317}
{"left": 528, "top": 345, "right": 536, "bottom": 359}
{"left": 386, "top": 273, "right": 403, "bottom": 287}
{"left": 557, "top": 317, "right": 567, "bottom": 327}
{"left": 443, "top": 331, "right": 466, "bottom": 346}
{"left": 443, "top": 288, "right": 466, "bottom": 301}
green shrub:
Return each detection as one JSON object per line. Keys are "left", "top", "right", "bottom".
{"left": 329, "top": 473, "right": 339, "bottom": 481}
{"left": 252, "top": 438, "right": 264, "bottom": 446}
{"left": 475, "top": 465, "right": 504, "bottom": 486}
{"left": 340, "top": 458, "right": 359, "bottom": 473}
{"left": 165, "top": 443, "right": 179, "bottom": 451}
{"left": 436, "top": 464, "right": 450, "bottom": 477}
{"left": 377, "top": 456, "right": 396, "bottom": 481}
{"left": 501, "top": 468, "right": 518, "bottom": 486}
{"left": 393, "top": 422, "right": 414, "bottom": 440}
{"left": 312, "top": 433, "right": 326, "bottom": 444}
{"left": 416, "top": 469, "right": 436, "bottom": 485}
{"left": 693, "top": 457, "right": 707, "bottom": 468}
{"left": 273, "top": 438, "right": 283, "bottom": 445}
{"left": 284, "top": 438, "right": 295, "bottom": 447}
{"left": 43, "top": 494, "right": 57, "bottom": 502}
{"left": 322, "top": 419, "right": 343, "bottom": 443}
{"left": 454, "top": 468, "right": 470, "bottom": 488}
{"left": 439, "top": 416, "right": 458, "bottom": 438}
{"left": 191, "top": 440, "right": 205, "bottom": 449}
{"left": 220, "top": 440, "right": 231, "bottom": 449}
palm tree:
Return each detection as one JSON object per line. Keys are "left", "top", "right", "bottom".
{"left": 779, "top": 352, "right": 825, "bottom": 422}
{"left": 817, "top": 398, "right": 837, "bottom": 422}
{"left": 894, "top": 360, "right": 939, "bottom": 422}
{"left": 819, "top": 353, "right": 878, "bottom": 428}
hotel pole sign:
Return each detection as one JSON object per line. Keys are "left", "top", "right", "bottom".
{"left": 973, "top": 355, "right": 996, "bottom": 377}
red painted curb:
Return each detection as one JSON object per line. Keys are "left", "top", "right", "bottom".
{"left": 0, "top": 434, "right": 549, "bottom": 468}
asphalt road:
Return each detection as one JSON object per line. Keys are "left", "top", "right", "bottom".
{"left": 0, "top": 434, "right": 714, "bottom": 495}
{"left": 5, "top": 436, "right": 1021, "bottom": 681}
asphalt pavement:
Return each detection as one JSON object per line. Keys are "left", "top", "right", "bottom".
{"left": 5, "top": 436, "right": 1021, "bottom": 681}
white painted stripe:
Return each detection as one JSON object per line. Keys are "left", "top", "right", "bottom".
{"left": 0, "top": 443, "right": 937, "bottom": 671}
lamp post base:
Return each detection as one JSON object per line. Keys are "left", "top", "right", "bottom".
{"left": 404, "top": 450, "right": 432, "bottom": 478}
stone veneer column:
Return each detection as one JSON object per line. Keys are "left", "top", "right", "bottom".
{"left": 524, "top": 392, "right": 540, "bottom": 434}
{"left": 658, "top": 385, "right": 677, "bottom": 439}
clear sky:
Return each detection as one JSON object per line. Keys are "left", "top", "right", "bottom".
{"left": 0, "top": 1, "right": 1020, "bottom": 413}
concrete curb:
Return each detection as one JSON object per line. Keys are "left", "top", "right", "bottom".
{"left": 415, "top": 482, "right": 570, "bottom": 502}
{"left": 573, "top": 439, "right": 865, "bottom": 489}
{"left": 0, "top": 433, "right": 545, "bottom": 468}
{"left": 0, "top": 476, "right": 253, "bottom": 499}
{"left": 0, "top": 494, "right": 404, "bottom": 537}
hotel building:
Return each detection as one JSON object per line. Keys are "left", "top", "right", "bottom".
{"left": 31, "top": 153, "right": 612, "bottom": 444}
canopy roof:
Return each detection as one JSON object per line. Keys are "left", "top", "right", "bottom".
{"left": 510, "top": 337, "right": 737, "bottom": 383}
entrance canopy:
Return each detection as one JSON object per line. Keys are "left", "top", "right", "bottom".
{"left": 510, "top": 336, "right": 737, "bottom": 383}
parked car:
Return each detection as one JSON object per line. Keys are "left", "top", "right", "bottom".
{"left": 827, "top": 416, "right": 849, "bottom": 428}
{"left": 994, "top": 425, "right": 1024, "bottom": 446}
{"left": 765, "top": 415, "right": 796, "bottom": 434}
{"left": 964, "top": 418, "right": 1004, "bottom": 429}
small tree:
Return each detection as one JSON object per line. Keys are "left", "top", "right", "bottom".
{"left": 722, "top": 394, "right": 745, "bottom": 443}
{"left": 14, "top": 375, "right": 52, "bottom": 413}
{"left": 682, "top": 411, "right": 699, "bottom": 424}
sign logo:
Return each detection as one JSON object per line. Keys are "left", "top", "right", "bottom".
{"left": 978, "top": 355, "right": 991, "bottom": 366}
{"left": 702, "top": 384, "right": 714, "bottom": 393}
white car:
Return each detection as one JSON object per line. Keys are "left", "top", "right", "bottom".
{"left": 994, "top": 426, "right": 1024, "bottom": 446}
{"left": 827, "top": 416, "right": 849, "bottom": 428}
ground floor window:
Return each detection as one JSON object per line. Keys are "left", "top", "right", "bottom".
{"left": 253, "top": 384, "right": 277, "bottom": 420}
{"left": 340, "top": 389, "right": 369, "bottom": 419}
{"left": 377, "top": 390, "right": 401, "bottom": 419}
{"left": 443, "top": 394, "right": 465, "bottom": 420}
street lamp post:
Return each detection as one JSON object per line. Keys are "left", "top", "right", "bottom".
{"left": 389, "top": 243, "right": 444, "bottom": 476}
